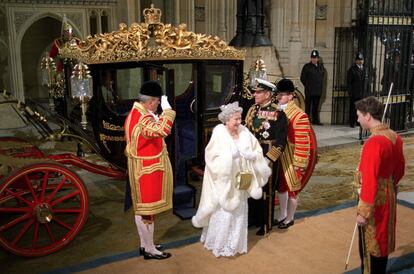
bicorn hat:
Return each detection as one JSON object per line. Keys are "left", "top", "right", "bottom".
{"left": 252, "top": 78, "right": 276, "bottom": 92}
{"left": 276, "top": 78, "right": 295, "bottom": 93}
{"left": 140, "top": 80, "right": 163, "bottom": 97}
{"left": 311, "top": 49, "right": 319, "bottom": 58}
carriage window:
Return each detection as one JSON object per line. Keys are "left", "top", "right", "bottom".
{"left": 162, "top": 63, "right": 193, "bottom": 96}
{"left": 205, "top": 64, "right": 235, "bottom": 109}
{"left": 116, "top": 67, "right": 144, "bottom": 100}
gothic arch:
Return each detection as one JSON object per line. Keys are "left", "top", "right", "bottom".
{"left": 17, "top": 13, "right": 81, "bottom": 100}
{"left": 0, "top": 39, "right": 9, "bottom": 91}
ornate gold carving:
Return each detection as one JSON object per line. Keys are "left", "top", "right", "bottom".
{"left": 102, "top": 120, "right": 124, "bottom": 131}
{"left": 58, "top": 5, "right": 245, "bottom": 64}
{"left": 99, "top": 133, "right": 125, "bottom": 142}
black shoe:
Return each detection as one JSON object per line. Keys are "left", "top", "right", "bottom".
{"left": 350, "top": 124, "right": 355, "bottom": 128}
{"left": 278, "top": 220, "right": 294, "bottom": 229}
{"left": 313, "top": 122, "right": 323, "bottom": 126}
{"left": 139, "top": 244, "right": 163, "bottom": 255}
{"left": 143, "top": 251, "right": 171, "bottom": 260}
{"left": 256, "top": 227, "right": 265, "bottom": 236}
{"left": 273, "top": 218, "right": 286, "bottom": 226}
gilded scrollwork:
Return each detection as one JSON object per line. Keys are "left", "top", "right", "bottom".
{"left": 99, "top": 133, "right": 125, "bottom": 142}
{"left": 102, "top": 120, "right": 124, "bottom": 131}
{"left": 58, "top": 5, "right": 244, "bottom": 63}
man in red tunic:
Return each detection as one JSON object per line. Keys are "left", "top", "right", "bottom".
{"left": 274, "top": 78, "right": 313, "bottom": 229}
{"left": 124, "top": 81, "right": 175, "bottom": 260}
{"left": 355, "top": 96, "right": 405, "bottom": 273}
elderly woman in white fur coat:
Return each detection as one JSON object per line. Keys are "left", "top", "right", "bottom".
{"left": 192, "top": 101, "right": 271, "bottom": 257}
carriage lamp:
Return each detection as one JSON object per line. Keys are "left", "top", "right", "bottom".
{"left": 40, "top": 52, "right": 57, "bottom": 110}
{"left": 248, "top": 56, "right": 267, "bottom": 88}
{"left": 70, "top": 62, "right": 93, "bottom": 130}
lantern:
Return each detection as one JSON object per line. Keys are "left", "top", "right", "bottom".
{"left": 70, "top": 62, "right": 93, "bottom": 129}
{"left": 249, "top": 56, "right": 267, "bottom": 88}
{"left": 40, "top": 52, "right": 57, "bottom": 109}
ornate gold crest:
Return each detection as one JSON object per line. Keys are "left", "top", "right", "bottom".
{"left": 144, "top": 4, "right": 162, "bottom": 24}
{"left": 57, "top": 5, "right": 245, "bottom": 64}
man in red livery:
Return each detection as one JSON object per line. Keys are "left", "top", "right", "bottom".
{"left": 274, "top": 78, "right": 313, "bottom": 229}
{"left": 124, "top": 81, "right": 175, "bottom": 260}
{"left": 355, "top": 96, "right": 405, "bottom": 274}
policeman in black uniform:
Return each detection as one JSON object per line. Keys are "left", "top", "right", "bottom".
{"left": 245, "top": 78, "right": 288, "bottom": 235}
{"left": 300, "top": 49, "right": 325, "bottom": 125}
{"left": 347, "top": 52, "right": 366, "bottom": 127}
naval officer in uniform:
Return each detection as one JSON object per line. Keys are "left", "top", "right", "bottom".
{"left": 245, "top": 78, "right": 288, "bottom": 235}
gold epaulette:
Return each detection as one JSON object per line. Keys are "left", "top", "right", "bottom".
{"left": 244, "top": 105, "right": 256, "bottom": 129}
{"left": 270, "top": 103, "right": 279, "bottom": 110}
{"left": 284, "top": 101, "right": 302, "bottom": 120}
{"left": 266, "top": 146, "right": 282, "bottom": 162}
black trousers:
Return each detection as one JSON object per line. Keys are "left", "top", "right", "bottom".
{"left": 248, "top": 162, "right": 279, "bottom": 232}
{"left": 359, "top": 227, "right": 388, "bottom": 274}
{"left": 305, "top": 95, "right": 321, "bottom": 123}
{"left": 349, "top": 97, "right": 361, "bottom": 126}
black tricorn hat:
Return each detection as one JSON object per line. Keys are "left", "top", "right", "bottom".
{"left": 276, "top": 78, "right": 295, "bottom": 93}
{"left": 355, "top": 52, "right": 364, "bottom": 60}
{"left": 311, "top": 49, "right": 319, "bottom": 58}
{"left": 140, "top": 81, "right": 163, "bottom": 97}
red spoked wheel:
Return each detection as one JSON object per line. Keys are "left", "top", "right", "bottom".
{"left": 0, "top": 163, "right": 88, "bottom": 257}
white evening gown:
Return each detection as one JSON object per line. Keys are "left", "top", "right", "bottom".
{"left": 200, "top": 190, "right": 248, "bottom": 257}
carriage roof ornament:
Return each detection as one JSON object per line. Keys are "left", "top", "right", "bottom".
{"left": 143, "top": 4, "right": 162, "bottom": 24}
{"left": 57, "top": 4, "right": 245, "bottom": 64}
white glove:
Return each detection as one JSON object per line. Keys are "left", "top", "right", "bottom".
{"left": 232, "top": 149, "right": 240, "bottom": 159}
{"left": 161, "top": 95, "right": 171, "bottom": 110}
{"left": 240, "top": 150, "right": 257, "bottom": 161}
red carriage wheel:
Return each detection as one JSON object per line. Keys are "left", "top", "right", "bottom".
{"left": 0, "top": 163, "right": 88, "bottom": 257}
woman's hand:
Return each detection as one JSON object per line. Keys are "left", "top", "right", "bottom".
{"left": 232, "top": 149, "right": 240, "bottom": 159}
{"left": 241, "top": 151, "right": 257, "bottom": 160}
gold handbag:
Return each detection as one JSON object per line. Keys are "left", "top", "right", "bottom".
{"left": 235, "top": 156, "right": 253, "bottom": 190}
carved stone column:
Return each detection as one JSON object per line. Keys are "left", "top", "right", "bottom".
{"left": 217, "top": 0, "right": 227, "bottom": 40}
{"left": 229, "top": 0, "right": 272, "bottom": 47}
{"left": 174, "top": 0, "right": 180, "bottom": 24}
{"left": 269, "top": 0, "right": 283, "bottom": 48}
{"left": 286, "top": 0, "right": 302, "bottom": 77}
{"left": 290, "top": 0, "right": 300, "bottom": 42}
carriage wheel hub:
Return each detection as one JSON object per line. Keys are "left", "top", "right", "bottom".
{"left": 34, "top": 203, "right": 53, "bottom": 224}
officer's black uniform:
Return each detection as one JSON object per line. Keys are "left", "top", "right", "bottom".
{"left": 245, "top": 101, "right": 288, "bottom": 235}
{"left": 347, "top": 53, "right": 366, "bottom": 127}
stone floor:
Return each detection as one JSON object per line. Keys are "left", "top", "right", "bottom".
{"left": 1, "top": 124, "right": 413, "bottom": 273}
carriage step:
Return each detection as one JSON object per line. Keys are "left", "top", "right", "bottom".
{"left": 173, "top": 185, "right": 196, "bottom": 220}
{"left": 173, "top": 206, "right": 197, "bottom": 220}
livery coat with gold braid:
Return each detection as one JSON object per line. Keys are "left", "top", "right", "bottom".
{"left": 356, "top": 124, "right": 405, "bottom": 264}
{"left": 124, "top": 102, "right": 176, "bottom": 216}
{"left": 278, "top": 101, "right": 312, "bottom": 194}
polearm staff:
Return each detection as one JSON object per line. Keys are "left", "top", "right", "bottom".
{"left": 344, "top": 222, "right": 358, "bottom": 270}
{"left": 381, "top": 82, "right": 393, "bottom": 123}
{"left": 344, "top": 82, "right": 394, "bottom": 270}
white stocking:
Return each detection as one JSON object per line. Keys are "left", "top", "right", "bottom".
{"left": 134, "top": 215, "right": 146, "bottom": 249}
{"left": 286, "top": 197, "right": 298, "bottom": 223}
{"left": 143, "top": 222, "right": 162, "bottom": 255}
{"left": 277, "top": 192, "right": 288, "bottom": 221}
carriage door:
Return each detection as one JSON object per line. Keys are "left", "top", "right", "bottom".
{"left": 198, "top": 62, "right": 239, "bottom": 161}
{"left": 157, "top": 63, "right": 197, "bottom": 219}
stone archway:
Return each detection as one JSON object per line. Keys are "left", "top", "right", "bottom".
{"left": 21, "top": 16, "right": 62, "bottom": 100}
{"left": 0, "top": 40, "right": 9, "bottom": 92}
